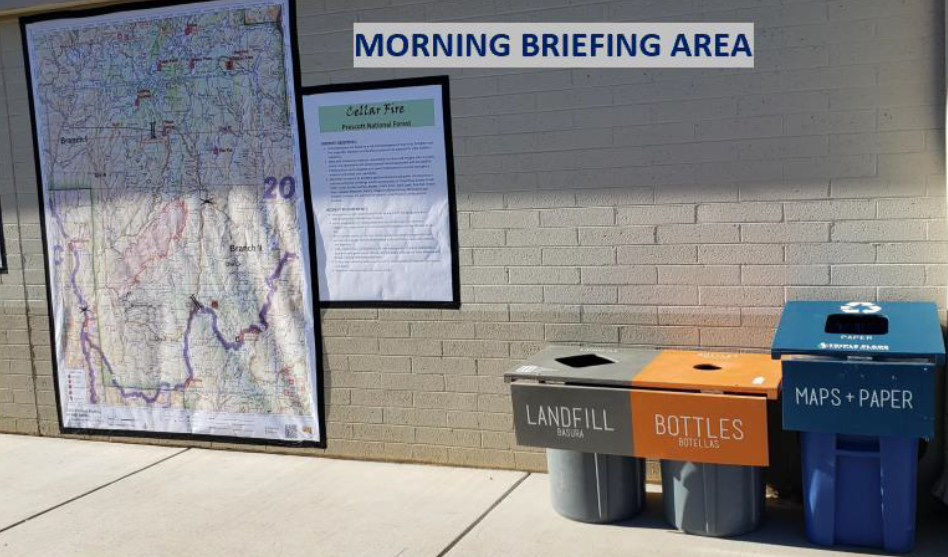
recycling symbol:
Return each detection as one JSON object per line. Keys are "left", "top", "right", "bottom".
{"left": 840, "top": 301, "right": 881, "bottom": 314}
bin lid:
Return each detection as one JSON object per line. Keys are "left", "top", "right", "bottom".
{"left": 771, "top": 301, "right": 946, "bottom": 363}
{"left": 504, "top": 345, "right": 658, "bottom": 387}
{"left": 630, "top": 350, "right": 781, "bottom": 399}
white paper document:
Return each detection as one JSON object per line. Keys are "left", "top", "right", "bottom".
{"left": 303, "top": 81, "right": 457, "bottom": 305}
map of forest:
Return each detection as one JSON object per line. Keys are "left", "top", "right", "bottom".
{"left": 25, "top": 0, "right": 321, "bottom": 442}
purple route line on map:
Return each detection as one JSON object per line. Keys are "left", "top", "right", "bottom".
{"left": 51, "top": 196, "right": 298, "bottom": 405}
{"left": 181, "top": 252, "right": 298, "bottom": 394}
{"left": 51, "top": 197, "right": 102, "bottom": 404}
{"left": 69, "top": 243, "right": 101, "bottom": 404}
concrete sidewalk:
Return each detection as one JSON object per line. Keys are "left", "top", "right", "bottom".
{"left": 1, "top": 434, "right": 946, "bottom": 557}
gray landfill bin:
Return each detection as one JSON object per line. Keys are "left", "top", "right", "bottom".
{"left": 549, "top": 449, "right": 646, "bottom": 523}
{"left": 661, "top": 461, "right": 765, "bottom": 536}
{"left": 505, "top": 346, "right": 656, "bottom": 523}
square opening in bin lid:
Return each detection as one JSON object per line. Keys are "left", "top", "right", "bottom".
{"left": 631, "top": 350, "right": 781, "bottom": 399}
{"left": 771, "top": 301, "right": 945, "bottom": 363}
{"left": 504, "top": 345, "right": 659, "bottom": 386}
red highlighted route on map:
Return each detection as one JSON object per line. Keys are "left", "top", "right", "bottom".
{"left": 110, "top": 199, "right": 188, "bottom": 295}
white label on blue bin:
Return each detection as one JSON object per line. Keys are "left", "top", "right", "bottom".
{"left": 782, "top": 360, "right": 935, "bottom": 437}
{"left": 818, "top": 341, "right": 890, "bottom": 351}
{"left": 840, "top": 301, "right": 881, "bottom": 314}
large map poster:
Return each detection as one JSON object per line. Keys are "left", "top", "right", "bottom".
{"left": 22, "top": 0, "right": 323, "bottom": 444}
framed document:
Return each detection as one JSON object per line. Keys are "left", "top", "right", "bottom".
{"left": 301, "top": 76, "right": 460, "bottom": 308}
{"left": 23, "top": 0, "right": 325, "bottom": 446}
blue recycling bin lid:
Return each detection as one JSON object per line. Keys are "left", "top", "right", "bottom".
{"left": 771, "top": 301, "right": 945, "bottom": 363}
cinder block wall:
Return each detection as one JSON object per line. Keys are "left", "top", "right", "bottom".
{"left": 0, "top": 0, "right": 945, "bottom": 471}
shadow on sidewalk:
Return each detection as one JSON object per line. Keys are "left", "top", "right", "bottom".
{"left": 601, "top": 492, "right": 948, "bottom": 557}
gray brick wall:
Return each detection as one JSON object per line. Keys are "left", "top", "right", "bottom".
{"left": 0, "top": 0, "right": 945, "bottom": 471}
{"left": 0, "top": 16, "right": 42, "bottom": 436}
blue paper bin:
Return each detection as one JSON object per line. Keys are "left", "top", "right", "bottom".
{"left": 772, "top": 301, "right": 945, "bottom": 553}
{"left": 801, "top": 433, "right": 918, "bottom": 552}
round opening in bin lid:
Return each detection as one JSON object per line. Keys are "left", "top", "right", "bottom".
{"left": 693, "top": 363, "right": 722, "bottom": 371}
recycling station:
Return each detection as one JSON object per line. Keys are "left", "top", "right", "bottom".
{"left": 507, "top": 300, "right": 946, "bottom": 549}
{"left": 506, "top": 346, "right": 782, "bottom": 535}
{"left": 771, "top": 301, "right": 946, "bottom": 553}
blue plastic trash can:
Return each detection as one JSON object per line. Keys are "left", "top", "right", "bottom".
{"left": 801, "top": 433, "right": 918, "bottom": 551}
{"left": 772, "top": 301, "right": 944, "bottom": 553}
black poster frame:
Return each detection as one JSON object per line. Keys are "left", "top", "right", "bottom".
{"left": 301, "top": 76, "right": 461, "bottom": 310}
{"left": 0, "top": 198, "right": 7, "bottom": 273}
{"left": 20, "top": 0, "right": 326, "bottom": 448}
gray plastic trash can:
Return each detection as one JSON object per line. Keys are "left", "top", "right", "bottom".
{"left": 661, "top": 460, "right": 765, "bottom": 536}
{"left": 548, "top": 449, "right": 646, "bottom": 523}
{"left": 504, "top": 346, "right": 657, "bottom": 523}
